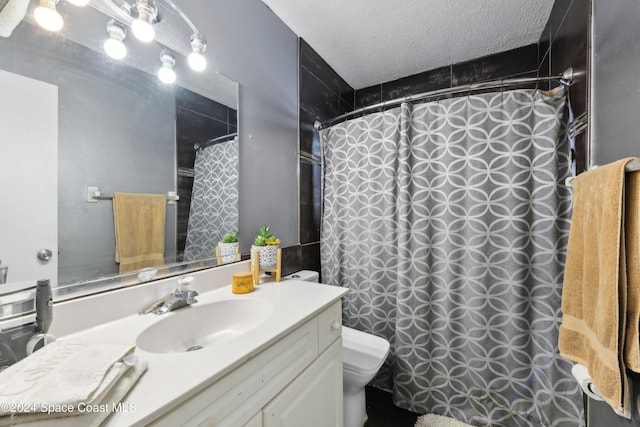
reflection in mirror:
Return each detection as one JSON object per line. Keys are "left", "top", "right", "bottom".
{"left": 184, "top": 133, "right": 239, "bottom": 264}
{"left": 0, "top": 1, "right": 239, "bottom": 296}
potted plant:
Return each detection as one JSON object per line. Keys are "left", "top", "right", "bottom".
{"left": 251, "top": 226, "right": 280, "bottom": 270}
{"left": 218, "top": 230, "right": 239, "bottom": 263}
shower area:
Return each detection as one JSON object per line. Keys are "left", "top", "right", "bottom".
{"left": 319, "top": 83, "right": 581, "bottom": 426}
{"left": 175, "top": 87, "right": 238, "bottom": 262}
{"left": 298, "top": 9, "right": 589, "bottom": 422}
{"left": 183, "top": 134, "right": 239, "bottom": 261}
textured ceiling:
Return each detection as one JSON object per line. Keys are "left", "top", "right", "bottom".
{"left": 262, "top": 0, "right": 555, "bottom": 89}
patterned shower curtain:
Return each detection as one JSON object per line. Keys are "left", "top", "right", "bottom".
{"left": 184, "top": 139, "right": 239, "bottom": 261}
{"left": 321, "top": 88, "right": 583, "bottom": 426}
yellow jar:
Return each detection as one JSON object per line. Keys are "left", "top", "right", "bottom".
{"left": 232, "top": 271, "right": 254, "bottom": 294}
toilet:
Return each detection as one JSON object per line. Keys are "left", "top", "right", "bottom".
{"left": 284, "top": 271, "right": 390, "bottom": 427}
{"left": 341, "top": 325, "right": 390, "bottom": 427}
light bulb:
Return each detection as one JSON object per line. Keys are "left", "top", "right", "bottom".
{"left": 131, "top": 19, "right": 154, "bottom": 42}
{"left": 104, "top": 38, "right": 126, "bottom": 60}
{"left": 131, "top": 0, "right": 157, "bottom": 43}
{"left": 34, "top": 0, "right": 63, "bottom": 32}
{"left": 104, "top": 20, "right": 127, "bottom": 60}
{"left": 66, "top": 0, "right": 89, "bottom": 6}
{"left": 188, "top": 52, "right": 206, "bottom": 72}
{"left": 157, "top": 51, "right": 176, "bottom": 84}
{"left": 188, "top": 34, "right": 207, "bottom": 72}
{"left": 158, "top": 67, "right": 176, "bottom": 84}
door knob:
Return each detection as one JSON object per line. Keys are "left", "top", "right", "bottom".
{"left": 37, "top": 249, "right": 53, "bottom": 262}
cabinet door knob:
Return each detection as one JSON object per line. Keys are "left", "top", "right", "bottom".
{"left": 330, "top": 321, "right": 341, "bottom": 332}
{"left": 37, "top": 249, "right": 53, "bottom": 262}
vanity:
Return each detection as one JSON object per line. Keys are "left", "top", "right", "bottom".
{"left": 39, "top": 262, "right": 347, "bottom": 426}
{"left": 0, "top": 3, "right": 344, "bottom": 423}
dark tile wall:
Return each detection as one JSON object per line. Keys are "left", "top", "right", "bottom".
{"left": 295, "top": 8, "right": 588, "bottom": 278}
{"left": 296, "top": 39, "right": 557, "bottom": 278}
{"left": 539, "top": 1, "right": 595, "bottom": 422}
{"left": 175, "top": 88, "right": 237, "bottom": 258}
{"left": 280, "top": 245, "right": 302, "bottom": 278}
{"left": 354, "top": 44, "right": 540, "bottom": 108}
{"left": 538, "top": 0, "right": 590, "bottom": 173}
{"left": 292, "top": 39, "right": 354, "bottom": 277}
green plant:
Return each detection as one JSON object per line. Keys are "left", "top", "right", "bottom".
{"left": 221, "top": 230, "right": 239, "bottom": 243}
{"left": 253, "top": 226, "right": 280, "bottom": 246}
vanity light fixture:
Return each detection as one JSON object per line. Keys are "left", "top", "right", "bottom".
{"left": 34, "top": 0, "right": 63, "bottom": 32}
{"left": 187, "top": 33, "right": 207, "bottom": 72}
{"left": 131, "top": 0, "right": 158, "bottom": 43}
{"left": 104, "top": 20, "right": 127, "bottom": 59}
{"left": 32, "top": 0, "right": 208, "bottom": 77}
{"left": 157, "top": 50, "right": 176, "bottom": 84}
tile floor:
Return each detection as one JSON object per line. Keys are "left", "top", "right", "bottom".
{"left": 363, "top": 386, "right": 420, "bottom": 427}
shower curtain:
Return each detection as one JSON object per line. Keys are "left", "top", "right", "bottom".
{"left": 321, "top": 88, "right": 582, "bottom": 426}
{"left": 184, "top": 139, "right": 239, "bottom": 261}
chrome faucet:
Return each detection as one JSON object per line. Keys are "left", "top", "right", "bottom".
{"left": 139, "top": 276, "right": 198, "bottom": 315}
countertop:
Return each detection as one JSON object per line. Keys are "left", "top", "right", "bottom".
{"left": 60, "top": 279, "right": 347, "bottom": 426}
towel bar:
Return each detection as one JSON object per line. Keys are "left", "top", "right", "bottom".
{"left": 565, "top": 158, "right": 640, "bottom": 187}
{"left": 86, "top": 186, "right": 179, "bottom": 204}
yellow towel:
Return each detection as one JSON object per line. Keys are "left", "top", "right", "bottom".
{"left": 624, "top": 171, "right": 640, "bottom": 372}
{"left": 558, "top": 157, "right": 636, "bottom": 415}
{"left": 113, "top": 193, "right": 166, "bottom": 274}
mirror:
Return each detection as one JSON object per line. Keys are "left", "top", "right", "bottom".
{"left": 0, "top": 2, "right": 239, "bottom": 298}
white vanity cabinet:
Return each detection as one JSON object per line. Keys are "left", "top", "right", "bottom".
{"left": 151, "top": 300, "right": 343, "bottom": 427}
{"left": 263, "top": 338, "right": 342, "bottom": 427}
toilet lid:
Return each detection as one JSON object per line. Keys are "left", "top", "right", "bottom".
{"left": 342, "top": 327, "right": 390, "bottom": 373}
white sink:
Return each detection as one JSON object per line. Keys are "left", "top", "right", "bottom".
{"left": 136, "top": 299, "right": 273, "bottom": 354}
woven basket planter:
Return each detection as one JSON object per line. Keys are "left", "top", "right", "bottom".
{"left": 218, "top": 242, "right": 239, "bottom": 264}
{"left": 251, "top": 244, "right": 279, "bottom": 270}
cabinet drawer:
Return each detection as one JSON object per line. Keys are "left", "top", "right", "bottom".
{"left": 318, "top": 300, "right": 342, "bottom": 352}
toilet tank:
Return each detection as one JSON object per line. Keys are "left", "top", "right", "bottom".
{"left": 283, "top": 270, "right": 319, "bottom": 283}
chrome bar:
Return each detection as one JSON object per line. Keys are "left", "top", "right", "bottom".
{"left": 194, "top": 132, "right": 238, "bottom": 151}
{"left": 565, "top": 158, "right": 640, "bottom": 187}
{"left": 569, "top": 111, "right": 588, "bottom": 138}
{"left": 300, "top": 151, "right": 322, "bottom": 166}
{"left": 177, "top": 167, "right": 195, "bottom": 178}
{"left": 314, "top": 68, "right": 575, "bottom": 131}
{"left": 86, "top": 186, "right": 179, "bottom": 203}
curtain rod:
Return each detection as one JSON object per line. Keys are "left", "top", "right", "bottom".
{"left": 314, "top": 68, "right": 574, "bottom": 131}
{"left": 194, "top": 132, "right": 238, "bottom": 151}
